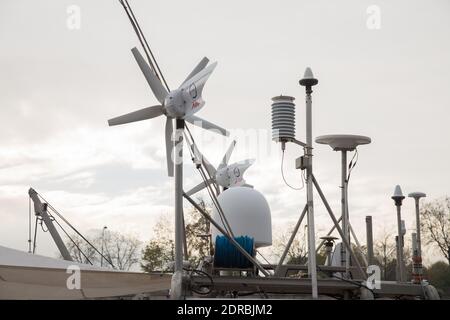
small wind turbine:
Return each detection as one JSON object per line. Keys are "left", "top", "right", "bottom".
{"left": 108, "top": 47, "right": 229, "bottom": 176}
{"left": 108, "top": 44, "right": 229, "bottom": 298}
{"left": 186, "top": 140, "right": 255, "bottom": 196}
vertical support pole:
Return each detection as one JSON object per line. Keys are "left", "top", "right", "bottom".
{"left": 171, "top": 119, "right": 185, "bottom": 299}
{"left": 396, "top": 206, "right": 405, "bottom": 282}
{"left": 28, "top": 188, "right": 73, "bottom": 262}
{"left": 414, "top": 198, "right": 422, "bottom": 258}
{"left": 411, "top": 232, "right": 421, "bottom": 283}
{"left": 299, "top": 68, "right": 319, "bottom": 298}
{"left": 305, "top": 87, "right": 318, "bottom": 299}
{"left": 101, "top": 226, "right": 107, "bottom": 267}
{"left": 395, "top": 236, "right": 400, "bottom": 282}
{"left": 366, "top": 216, "right": 374, "bottom": 265}
{"left": 341, "top": 151, "right": 348, "bottom": 275}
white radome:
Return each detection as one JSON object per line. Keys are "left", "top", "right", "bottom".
{"left": 211, "top": 187, "right": 272, "bottom": 248}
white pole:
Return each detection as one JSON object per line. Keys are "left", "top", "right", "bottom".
{"left": 414, "top": 198, "right": 422, "bottom": 257}
{"left": 396, "top": 206, "right": 405, "bottom": 282}
{"left": 300, "top": 68, "right": 319, "bottom": 299}
{"left": 171, "top": 119, "right": 184, "bottom": 299}
{"left": 341, "top": 151, "right": 348, "bottom": 275}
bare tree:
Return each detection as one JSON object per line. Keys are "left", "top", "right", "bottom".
{"left": 374, "top": 230, "right": 413, "bottom": 280}
{"left": 65, "top": 234, "right": 99, "bottom": 265}
{"left": 64, "top": 230, "right": 142, "bottom": 271}
{"left": 421, "top": 197, "right": 450, "bottom": 264}
{"left": 271, "top": 224, "right": 309, "bottom": 265}
{"left": 374, "top": 231, "right": 397, "bottom": 280}
{"left": 103, "top": 231, "right": 142, "bottom": 271}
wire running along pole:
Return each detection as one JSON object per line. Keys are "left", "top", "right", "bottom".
{"left": 184, "top": 126, "right": 235, "bottom": 238}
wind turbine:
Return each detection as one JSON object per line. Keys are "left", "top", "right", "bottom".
{"left": 108, "top": 47, "right": 229, "bottom": 176}
{"left": 108, "top": 46, "right": 229, "bottom": 299}
{"left": 186, "top": 139, "right": 255, "bottom": 196}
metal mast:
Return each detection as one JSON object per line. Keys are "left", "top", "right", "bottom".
{"left": 171, "top": 119, "right": 185, "bottom": 299}
{"left": 299, "top": 67, "right": 319, "bottom": 299}
{"left": 28, "top": 188, "right": 73, "bottom": 261}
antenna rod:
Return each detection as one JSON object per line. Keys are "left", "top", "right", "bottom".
{"left": 299, "top": 68, "right": 319, "bottom": 299}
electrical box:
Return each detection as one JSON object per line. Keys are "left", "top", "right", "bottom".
{"left": 295, "top": 156, "right": 310, "bottom": 170}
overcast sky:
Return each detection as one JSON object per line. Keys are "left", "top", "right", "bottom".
{"left": 1, "top": 0, "right": 449, "bottom": 266}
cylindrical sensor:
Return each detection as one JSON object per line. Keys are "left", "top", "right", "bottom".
{"left": 271, "top": 95, "right": 296, "bottom": 142}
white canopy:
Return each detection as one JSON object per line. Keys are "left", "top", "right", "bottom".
{"left": 0, "top": 245, "right": 171, "bottom": 299}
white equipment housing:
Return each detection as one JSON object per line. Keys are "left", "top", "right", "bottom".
{"left": 211, "top": 187, "right": 272, "bottom": 248}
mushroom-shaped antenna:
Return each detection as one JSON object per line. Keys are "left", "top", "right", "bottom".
{"left": 392, "top": 185, "right": 405, "bottom": 206}
{"left": 408, "top": 192, "right": 427, "bottom": 200}
{"left": 299, "top": 67, "right": 318, "bottom": 87}
{"left": 320, "top": 236, "right": 339, "bottom": 248}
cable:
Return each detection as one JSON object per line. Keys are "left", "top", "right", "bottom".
{"left": 124, "top": 0, "right": 170, "bottom": 91}
{"left": 199, "top": 165, "right": 233, "bottom": 237}
{"left": 185, "top": 125, "right": 234, "bottom": 237}
{"left": 49, "top": 212, "right": 93, "bottom": 265}
{"left": 347, "top": 148, "right": 358, "bottom": 182}
{"left": 36, "top": 193, "right": 115, "bottom": 268}
{"left": 184, "top": 267, "right": 214, "bottom": 295}
{"left": 119, "top": 0, "right": 170, "bottom": 91}
{"left": 39, "top": 218, "right": 48, "bottom": 233}
{"left": 281, "top": 150, "right": 304, "bottom": 190}
{"left": 317, "top": 265, "right": 376, "bottom": 297}
{"left": 118, "top": 1, "right": 157, "bottom": 75}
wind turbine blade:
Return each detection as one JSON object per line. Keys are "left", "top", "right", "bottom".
{"left": 218, "top": 140, "right": 236, "bottom": 170}
{"left": 185, "top": 115, "right": 229, "bottom": 137}
{"left": 179, "top": 62, "right": 218, "bottom": 115}
{"left": 238, "top": 159, "right": 256, "bottom": 172}
{"left": 185, "top": 178, "right": 215, "bottom": 197}
{"left": 108, "top": 105, "right": 163, "bottom": 126}
{"left": 131, "top": 47, "right": 168, "bottom": 104}
{"left": 181, "top": 57, "right": 210, "bottom": 87}
{"left": 179, "top": 61, "right": 217, "bottom": 92}
{"left": 165, "top": 117, "right": 174, "bottom": 177}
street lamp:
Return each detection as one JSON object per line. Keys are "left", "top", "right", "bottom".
{"left": 391, "top": 185, "right": 405, "bottom": 282}
{"left": 101, "top": 226, "right": 107, "bottom": 267}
